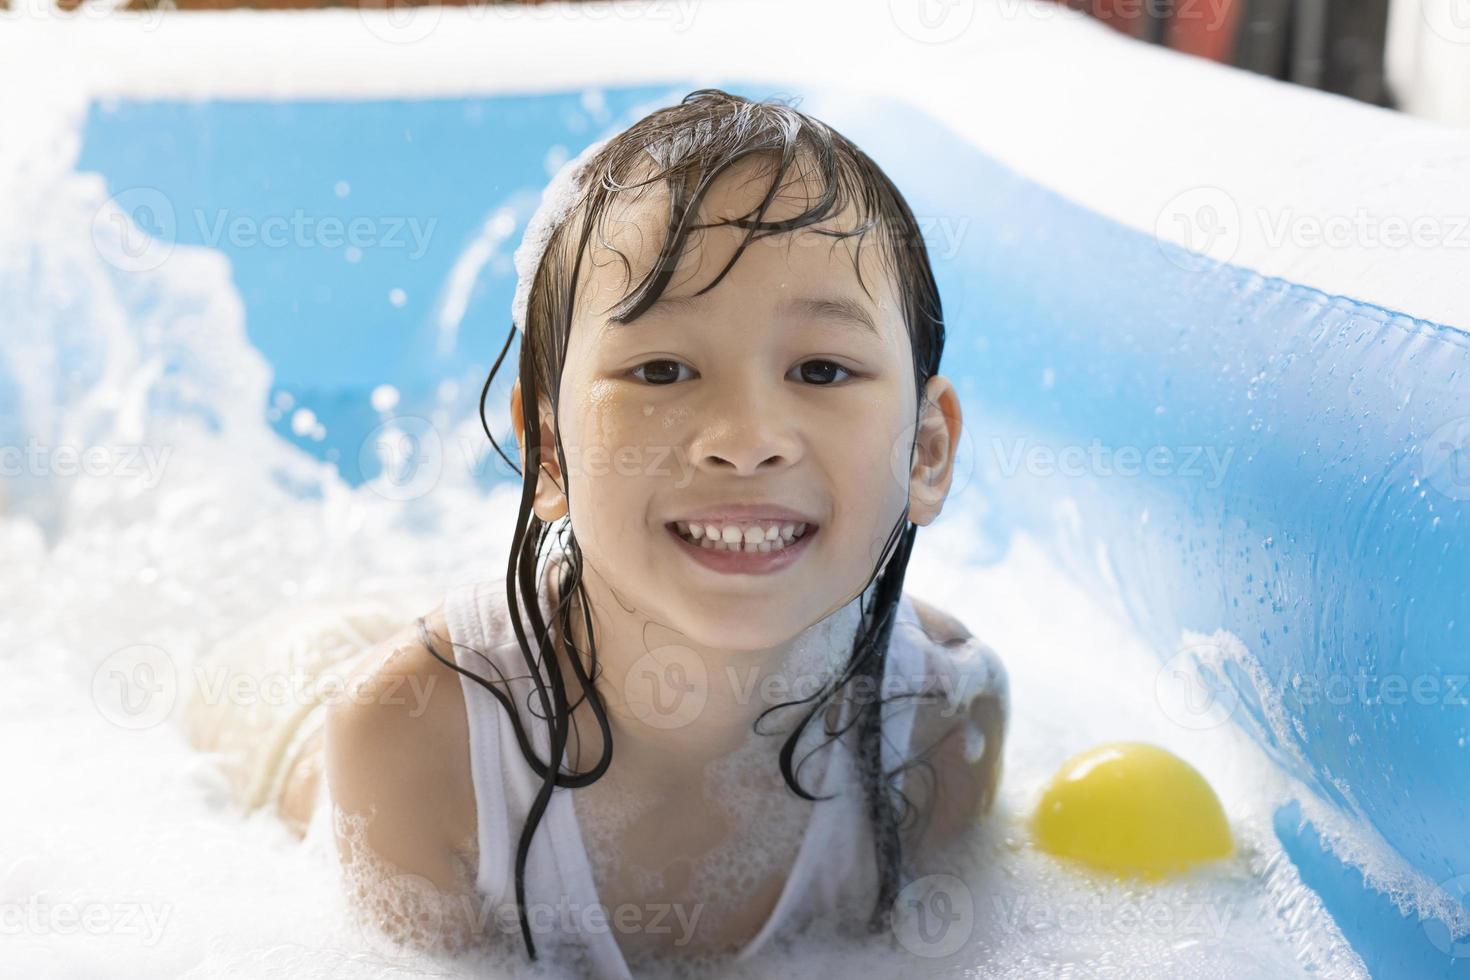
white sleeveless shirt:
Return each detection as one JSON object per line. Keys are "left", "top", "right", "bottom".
{"left": 441, "top": 563, "right": 1006, "bottom": 977}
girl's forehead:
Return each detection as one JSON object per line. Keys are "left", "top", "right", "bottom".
{"left": 575, "top": 162, "right": 901, "bottom": 332}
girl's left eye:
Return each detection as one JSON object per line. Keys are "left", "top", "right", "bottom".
{"left": 790, "top": 360, "right": 853, "bottom": 385}
{"left": 630, "top": 360, "right": 693, "bottom": 385}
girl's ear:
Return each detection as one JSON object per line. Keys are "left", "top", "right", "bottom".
{"left": 907, "top": 375, "right": 962, "bottom": 527}
{"left": 509, "top": 378, "right": 570, "bottom": 523}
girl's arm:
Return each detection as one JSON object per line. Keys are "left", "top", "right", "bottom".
{"left": 323, "top": 613, "right": 486, "bottom": 955}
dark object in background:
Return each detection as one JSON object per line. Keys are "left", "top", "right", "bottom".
{"left": 1059, "top": 0, "right": 1394, "bottom": 109}
{"left": 1232, "top": 0, "right": 1394, "bottom": 107}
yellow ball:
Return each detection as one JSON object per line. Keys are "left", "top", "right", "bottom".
{"left": 1032, "top": 741, "right": 1233, "bottom": 878}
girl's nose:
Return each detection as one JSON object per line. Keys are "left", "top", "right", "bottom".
{"left": 687, "top": 383, "right": 801, "bottom": 476}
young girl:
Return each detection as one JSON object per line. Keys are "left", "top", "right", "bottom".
{"left": 186, "top": 88, "right": 1008, "bottom": 977}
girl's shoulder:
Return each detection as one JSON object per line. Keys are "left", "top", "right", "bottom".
{"left": 895, "top": 593, "right": 1009, "bottom": 854}
{"left": 897, "top": 592, "right": 1010, "bottom": 715}
{"left": 323, "top": 603, "right": 482, "bottom": 896}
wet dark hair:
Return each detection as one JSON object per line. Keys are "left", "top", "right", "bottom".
{"left": 426, "top": 87, "right": 946, "bottom": 960}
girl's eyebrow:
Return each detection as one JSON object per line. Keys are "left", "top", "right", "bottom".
{"left": 605, "top": 293, "right": 879, "bottom": 337}
{"left": 781, "top": 295, "right": 880, "bottom": 336}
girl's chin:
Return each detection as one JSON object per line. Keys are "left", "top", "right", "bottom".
{"left": 656, "top": 613, "right": 814, "bottom": 654}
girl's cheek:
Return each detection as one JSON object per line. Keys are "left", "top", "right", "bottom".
{"left": 574, "top": 382, "right": 630, "bottom": 460}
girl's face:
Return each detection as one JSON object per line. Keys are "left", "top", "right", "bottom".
{"left": 521, "top": 159, "right": 958, "bottom": 652}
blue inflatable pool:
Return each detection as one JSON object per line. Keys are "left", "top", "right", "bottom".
{"left": 30, "top": 3, "right": 1470, "bottom": 976}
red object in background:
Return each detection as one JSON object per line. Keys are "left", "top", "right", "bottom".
{"left": 1166, "top": 0, "right": 1242, "bottom": 61}
{"left": 1068, "top": 0, "right": 1148, "bottom": 39}
{"left": 1054, "top": 0, "right": 1242, "bottom": 63}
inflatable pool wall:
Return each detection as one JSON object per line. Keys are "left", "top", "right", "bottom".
{"left": 57, "top": 3, "right": 1470, "bottom": 976}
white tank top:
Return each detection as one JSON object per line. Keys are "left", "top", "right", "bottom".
{"left": 441, "top": 560, "right": 1004, "bottom": 977}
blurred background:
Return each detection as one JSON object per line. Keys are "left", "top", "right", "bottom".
{"left": 12, "top": 0, "right": 1470, "bottom": 126}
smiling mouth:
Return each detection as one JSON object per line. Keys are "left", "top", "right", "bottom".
{"left": 667, "top": 520, "right": 815, "bottom": 553}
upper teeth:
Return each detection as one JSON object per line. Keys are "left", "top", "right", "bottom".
{"left": 673, "top": 520, "right": 809, "bottom": 552}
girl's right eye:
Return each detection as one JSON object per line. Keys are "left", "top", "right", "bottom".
{"left": 630, "top": 359, "right": 694, "bottom": 385}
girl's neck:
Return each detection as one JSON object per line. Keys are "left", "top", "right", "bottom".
{"left": 542, "top": 552, "right": 868, "bottom": 781}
